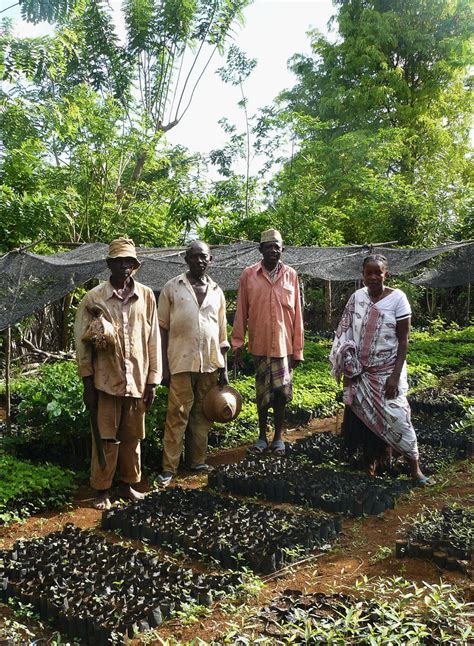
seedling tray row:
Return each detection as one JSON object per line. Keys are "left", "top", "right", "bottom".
{"left": 102, "top": 487, "right": 340, "bottom": 574}
{"left": 286, "top": 432, "right": 345, "bottom": 463}
{"left": 209, "top": 458, "right": 412, "bottom": 516}
{"left": 0, "top": 523, "right": 244, "bottom": 645}
{"left": 412, "top": 414, "right": 472, "bottom": 454}
{"left": 396, "top": 506, "right": 473, "bottom": 574}
{"left": 286, "top": 432, "right": 459, "bottom": 477}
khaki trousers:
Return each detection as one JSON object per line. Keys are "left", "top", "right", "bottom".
{"left": 90, "top": 390, "right": 145, "bottom": 490}
{"left": 162, "top": 371, "right": 218, "bottom": 474}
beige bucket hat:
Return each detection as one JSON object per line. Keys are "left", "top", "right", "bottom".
{"left": 260, "top": 228, "right": 283, "bottom": 245}
{"left": 107, "top": 237, "right": 141, "bottom": 269}
{"left": 202, "top": 385, "right": 243, "bottom": 423}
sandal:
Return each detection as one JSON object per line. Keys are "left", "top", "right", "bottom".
{"left": 189, "top": 463, "right": 214, "bottom": 473}
{"left": 270, "top": 439, "right": 286, "bottom": 456}
{"left": 157, "top": 472, "right": 173, "bottom": 487}
{"left": 247, "top": 438, "right": 268, "bottom": 455}
{"left": 92, "top": 493, "right": 112, "bottom": 510}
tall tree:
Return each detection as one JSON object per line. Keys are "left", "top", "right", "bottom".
{"left": 0, "top": 70, "right": 207, "bottom": 250}
{"left": 0, "top": 0, "right": 250, "bottom": 249}
{"left": 203, "top": 49, "right": 289, "bottom": 244}
{"left": 268, "top": 0, "right": 473, "bottom": 245}
{"left": 215, "top": 45, "right": 256, "bottom": 219}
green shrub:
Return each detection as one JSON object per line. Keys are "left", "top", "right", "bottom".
{"left": 7, "top": 327, "right": 472, "bottom": 467}
{"left": 409, "top": 326, "right": 473, "bottom": 376}
{"left": 0, "top": 452, "right": 75, "bottom": 524}
{"left": 15, "top": 361, "right": 86, "bottom": 432}
{"left": 8, "top": 362, "right": 168, "bottom": 471}
{"left": 407, "top": 363, "right": 439, "bottom": 390}
{"left": 142, "top": 386, "right": 168, "bottom": 468}
{"left": 7, "top": 362, "right": 89, "bottom": 469}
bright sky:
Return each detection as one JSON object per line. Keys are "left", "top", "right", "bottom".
{"left": 4, "top": 0, "right": 335, "bottom": 158}
{"left": 167, "top": 0, "right": 335, "bottom": 155}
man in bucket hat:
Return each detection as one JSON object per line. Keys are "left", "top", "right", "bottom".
{"left": 75, "top": 237, "right": 161, "bottom": 509}
{"left": 232, "top": 229, "right": 304, "bottom": 456}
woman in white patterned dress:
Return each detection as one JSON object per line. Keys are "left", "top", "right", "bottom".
{"left": 330, "top": 255, "right": 431, "bottom": 485}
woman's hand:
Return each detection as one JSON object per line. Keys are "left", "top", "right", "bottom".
{"left": 385, "top": 374, "right": 399, "bottom": 399}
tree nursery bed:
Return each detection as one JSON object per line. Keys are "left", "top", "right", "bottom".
{"left": 0, "top": 524, "right": 247, "bottom": 645}
{"left": 285, "top": 424, "right": 465, "bottom": 476}
{"left": 395, "top": 505, "right": 473, "bottom": 575}
{"left": 215, "top": 580, "right": 473, "bottom": 644}
{"left": 0, "top": 453, "right": 75, "bottom": 525}
{"left": 209, "top": 458, "right": 413, "bottom": 516}
{"left": 101, "top": 488, "right": 340, "bottom": 574}
{"left": 0, "top": 419, "right": 474, "bottom": 646}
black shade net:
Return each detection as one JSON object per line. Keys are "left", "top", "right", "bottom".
{"left": 0, "top": 240, "right": 471, "bottom": 330}
{"left": 410, "top": 244, "right": 473, "bottom": 288}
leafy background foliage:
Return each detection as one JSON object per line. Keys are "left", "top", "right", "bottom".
{"left": 1, "top": 0, "right": 472, "bottom": 251}
{"left": 0, "top": 451, "right": 75, "bottom": 524}
{"left": 5, "top": 326, "right": 472, "bottom": 472}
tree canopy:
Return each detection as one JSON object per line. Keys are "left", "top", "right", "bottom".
{"left": 265, "top": 0, "right": 473, "bottom": 245}
{"left": 1, "top": 0, "right": 472, "bottom": 252}
{"left": 0, "top": 0, "right": 249, "bottom": 250}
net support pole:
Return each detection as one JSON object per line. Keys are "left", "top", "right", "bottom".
{"left": 4, "top": 326, "right": 11, "bottom": 435}
{"left": 467, "top": 282, "right": 471, "bottom": 324}
{"left": 325, "top": 280, "right": 332, "bottom": 329}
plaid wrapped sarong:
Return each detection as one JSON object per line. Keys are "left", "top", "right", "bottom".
{"left": 253, "top": 355, "right": 293, "bottom": 411}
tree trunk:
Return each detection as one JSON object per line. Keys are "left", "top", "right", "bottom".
{"left": 118, "top": 149, "right": 150, "bottom": 212}
{"left": 60, "top": 292, "right": 73, "bottom": 351}
{"left": 131, "top": 150, "right": 149, "bottom": 183}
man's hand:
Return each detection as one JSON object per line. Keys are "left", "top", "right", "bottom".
{"left": 385, "top": 374, "right": 399, "bottom": 400}
{"left": 233, "top": 347, "right": 245, "bottom": 370}
{"left": 143, "top": 384, "right": 156, "bottom": 411}
{"left": 161, "top": 367, "right": 171, "bottom": 388}
{"left": 290, "top": 356, "right": 302, "bottom": 370}
{"left": 218, "top": 367, "right": 229, "bottom": 387}
{"left": 83, "top": 377, "right": 98, "bottom": 410}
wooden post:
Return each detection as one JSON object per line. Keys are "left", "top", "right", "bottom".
{"left": 324, "top": 280, "right": 332, "bottom": 330}
{"left": 427, "top": 287, "right": 436, "bottom": 316}
{"left": 61, "top": 292, "right": 73, "bottom": 351}
{"left": 5, "top": 327, "right": 11, "bottom": 435}
{"left": 467, "top": 282, "right": 471, "bottom": 324}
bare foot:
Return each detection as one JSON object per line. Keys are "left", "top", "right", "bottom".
{"left": 116, "top": 482, "right": 145, "bottom": 502}
{"left": 92, "top": 490, "right": 112, "bottom": 510}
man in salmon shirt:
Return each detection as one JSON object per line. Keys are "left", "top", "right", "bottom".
{"left": 232, "top": 229, "right": 304, "bottom": 456}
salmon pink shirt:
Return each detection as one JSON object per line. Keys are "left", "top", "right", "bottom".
{"left": 231, "top": 261, "right": 304, "bottom": 360}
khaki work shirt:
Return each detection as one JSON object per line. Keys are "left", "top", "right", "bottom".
{"left": 158, "top": 273, "right": 229, "bottom": 375}
{"left": 231, "top": 261, "right": 304, "bottom": 360}
{"left": 75, "top": 278, "right": 161, "bottom": 397}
